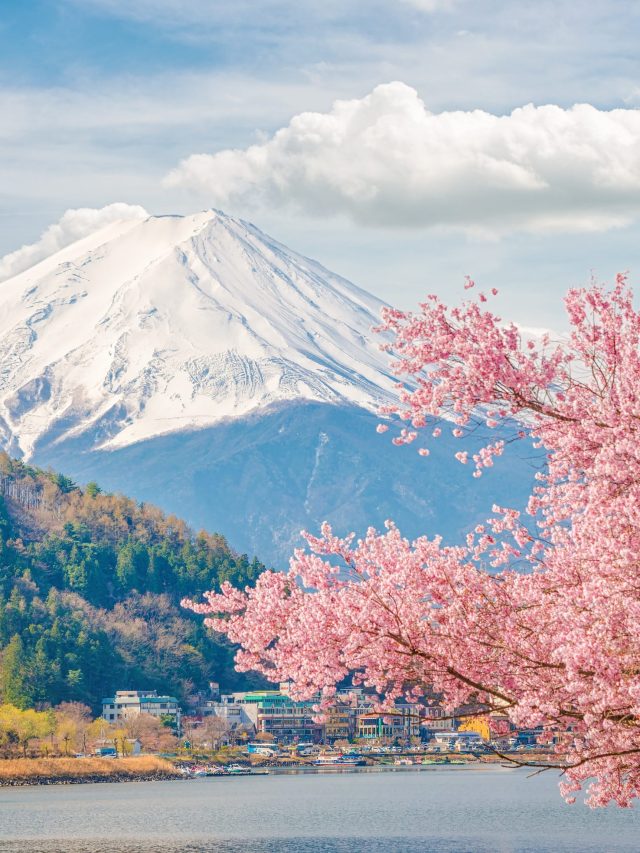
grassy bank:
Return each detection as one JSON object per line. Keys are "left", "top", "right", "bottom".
{"left": 0, "top": 756, "right": 182, "bottom": 786}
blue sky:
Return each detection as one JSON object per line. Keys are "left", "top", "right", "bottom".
{"left": 2, "top": 0, "right": 640, "bottom": 327}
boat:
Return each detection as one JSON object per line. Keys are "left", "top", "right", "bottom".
{"left": 313, "top": 755, "right": 343, "bottom": 765}
{"left": 226, "top": 763, "right": 252, "bottom": 775}
{"left": 337, "top": 755, "right": 366, "bottom": 766}
{"left": 313, "top": 754, "right": 365, "bottom": 767}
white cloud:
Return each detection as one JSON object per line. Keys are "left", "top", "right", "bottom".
{"left": 0, "top": 203, "right": 148, "bottom": 282}
{"left": 165, "top": 82, "right": 640, "bottom": 236}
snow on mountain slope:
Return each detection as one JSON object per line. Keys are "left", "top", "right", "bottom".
{"left": 0, "top": 210, "right": 397, "bottom": 457}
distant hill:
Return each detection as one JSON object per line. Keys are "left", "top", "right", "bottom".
{"left": 0, "top": 452, "right": 267, "bottom": 714}
{"left": 38, "top": 401, "right": 541, "bottom": 569}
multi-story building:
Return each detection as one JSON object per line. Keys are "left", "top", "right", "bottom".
{"left": 420, "top": 705, "right": 457, "bottom": 734}
{"left": 102, "top": 690, "right": 181, "bottom": 731}
{"left": 193, "top": 694, "right": 259, "bottom": 737}
{"left": 234, "top": 690, "right": 323, "bottom": 744}
{"left": 356, "top": 704, "right": 420, "bottom": 742}
{"left": 324, "top": 705, "right": 353, "bottom": 743}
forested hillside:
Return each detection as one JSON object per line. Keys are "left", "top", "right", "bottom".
{"left": 0, "top": 452, "right": 266, "bottom": 713}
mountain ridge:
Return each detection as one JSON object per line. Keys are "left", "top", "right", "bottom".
{"left": 0, "top": 209, "right": 396, "bottom": 457}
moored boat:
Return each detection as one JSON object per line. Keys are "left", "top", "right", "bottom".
{"left": 226, "top": 763, "right": 252, "bottom": 775}
{"left": 313, "top": 754, "right": 365, "bottom": 766}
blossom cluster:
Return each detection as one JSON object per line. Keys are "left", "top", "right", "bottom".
{"left": 184, "top": 276, "right": 640, "bottom": 807}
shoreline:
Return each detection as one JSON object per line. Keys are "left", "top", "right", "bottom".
{"left": 0, "top": 769, "right": 184, "bottom": 787}
{"left": 0, "top": 760, "right": 531, "bottom": 788}
{"left": 0, "top": 751, "right": 554, "bottom": 788}
{"left": 0, "top": 756, "right": 182, "bottom": 788}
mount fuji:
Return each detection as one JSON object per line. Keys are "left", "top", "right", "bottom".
{"left": 0, "top": 210, "right": 536, "bottom": 566}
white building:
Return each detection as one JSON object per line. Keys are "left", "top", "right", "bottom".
{"left": 196, "top": 695, "right": 258, "bottom": 731}
{"left": 431, "top": 730, "right": 483, "bottom": 751}
{"left": 102, "top": 690, "right": 181, "bottom": 730}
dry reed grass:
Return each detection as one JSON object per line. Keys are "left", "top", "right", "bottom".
{"left": 0, "top": 755, "right": 179, "bottom": 781}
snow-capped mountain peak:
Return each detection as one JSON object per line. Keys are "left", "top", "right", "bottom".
{"left": 0, "top": 210, "right": 396, "bottom": 457}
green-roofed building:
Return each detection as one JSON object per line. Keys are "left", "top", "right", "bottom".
{"left": 230, "top": 689, "right": 323, "bottom": 744}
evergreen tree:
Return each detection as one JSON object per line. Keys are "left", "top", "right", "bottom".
{"left": 1, "top": 634, "right": 32, "bottom": 708}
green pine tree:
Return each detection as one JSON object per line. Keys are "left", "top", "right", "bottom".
{"left": 1, "top": 633, "right": 32, "bottom": 708}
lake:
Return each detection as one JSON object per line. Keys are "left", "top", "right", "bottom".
{"left": 1, "top": 766, "right": 639, "bottom": 852}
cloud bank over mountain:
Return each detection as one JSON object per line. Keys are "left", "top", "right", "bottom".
{"left": 0, "top": 203, "right": 148, "bottom": 282}
{"left": 166, "top": 82, "right": 640, "bottom": 236}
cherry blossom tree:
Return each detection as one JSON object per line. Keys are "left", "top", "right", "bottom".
{"left": 184, "top": 275, "right": 640, "bottom": 807}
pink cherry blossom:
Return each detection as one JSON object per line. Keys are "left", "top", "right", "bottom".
{"left": 184, "top": 275, "right": 640, "bottom": 808}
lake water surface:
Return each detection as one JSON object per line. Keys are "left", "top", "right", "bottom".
{"left": 1, "top": 766, "right": 639, "bottom": 853}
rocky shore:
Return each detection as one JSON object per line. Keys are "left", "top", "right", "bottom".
{"left": 0, "top": 756, "right": 182, "bottom": 786}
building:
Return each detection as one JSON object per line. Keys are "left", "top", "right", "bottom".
{"left": 421, "top": 705, "right": 457, "bottom": 734}
{"left": 431, "top": 730, "right": 483, "bottom": 751}
{"left": 234, "top": 690, "right": 324, "bottom": 744}
{"left": 94, "top": 737, "right": 142, "bottom": 756}
{"left": 356, "top": 705, "right": 420, "bottom": 742}
{"left": 324, "top": 705, "right": 353, "bottom": 743}
{"left": 458, "top": 716, "right": 491, "bottom": 741}
{"left": 102, "top": 690, "right": 181, "bottom": 731}
{"left": 191, "top": 694, "right": 258, "bottom": 740}
{"left": 247, "top": 742, "right": 279, "bottom": 756}
{"left": 357, "top": 713, "right": 387, "bottom": 740}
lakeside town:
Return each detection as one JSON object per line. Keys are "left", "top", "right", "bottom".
{"left": 136, "top": 680, "right": 543, "bottom": 754}
{"left": 0, "top": 680, "right": 550, "bottom": 784}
